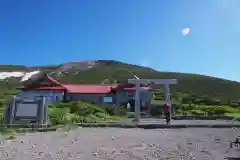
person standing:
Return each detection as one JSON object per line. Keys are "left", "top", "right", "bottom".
{"left": 163, "top": 102, "right": 171, "bottom": 124}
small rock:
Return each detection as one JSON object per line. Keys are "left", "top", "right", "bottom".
{"left": 68, "top": 152, "right": 72, "bottom": 157}
{"left": 112, "top": 148, "right": 116, "bottom": 154}
{"left": 74, "top": 137, "right": 79, "bottom": 141}
{"left": 7, "top": 135, "right": 15, "bottom": 140}
{"left": 3, "top": 151, "right": 8, "bottom": 157}
{"left": 148, "top": 144, "right": 153, "bottom": 147}
{"left": 92, "top": 152, "right": 99, "bottom": 156}
{"left": 39, "top": 152, "right": 44, "bottom": 156}
{"left": 32, "top": 144, "right": 37, "bottom": 149}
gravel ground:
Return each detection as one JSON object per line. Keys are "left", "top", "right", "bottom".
{"left": 117, "top": 118, "right": 240, "bottom": 125}
{"left": 0, "top": 127, "right": 239, "bottom": 160}
{"left": 138, "top": 118, "right": 240, "bottom": 125}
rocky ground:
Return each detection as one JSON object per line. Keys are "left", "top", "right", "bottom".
{"left": 0, "top": 127, "right": 239, "bottom": 160}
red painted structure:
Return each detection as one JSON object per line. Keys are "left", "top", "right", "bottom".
{"left": 21, "top": 75, "right": 152, "bottom": 94}
{"left": 19, "top": 75, "right": 153, "bottom": 107}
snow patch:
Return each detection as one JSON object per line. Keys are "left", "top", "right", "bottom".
{"left": 20, "top": 70, "right": 41, "bottom": 82}
{"left": 0, "top": 70, "right": 41, "bottom": 81}
{"left": 0, "top": 72, "right": 25, "bottom": 80}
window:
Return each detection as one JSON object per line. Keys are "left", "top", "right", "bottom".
{"left": 55, "top": 96, "right": 61, "bottom": 101}
{"left": 34, "top": 96, "right": 43, "bottom": 100}
{"left": 127, "top": 92, "right": 135, "bottom": 100}
{"left": 104, "top": 97, "right": 113, "bottom": 103}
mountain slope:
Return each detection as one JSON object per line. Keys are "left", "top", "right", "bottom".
{"left": 0, "top": 60, "right": 239, "bottom": 103}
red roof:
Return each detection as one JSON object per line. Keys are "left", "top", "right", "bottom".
{"left": 47, "top": 75, "right": 66, "bottom": 88}
{"left": 22, "top": 86, "right": 66, "bottom": 91}
{"left": 22, "top": 85, "right": 151, "bottom": 93}
{"left": 21, "top": 75, "right": 152, "bottom": 93}
{"left": 63, "top": 84, "right": 114, "bottom": 94}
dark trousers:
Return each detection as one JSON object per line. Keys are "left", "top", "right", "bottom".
{"left": 165, "top": 112, "right": 170, "bottom": 123}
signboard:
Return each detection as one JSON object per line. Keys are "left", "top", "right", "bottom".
{"left": 103, "top": 97, "right": 112, "bottom": 103}
{"left": 15, "top": 103, "right": 38, "bottom": 117}
{"left": 4, "top": 96, "right": 48, "bottom": 125}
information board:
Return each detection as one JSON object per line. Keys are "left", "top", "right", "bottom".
{"left": 15, "top": 103, "right": 38, "bottom": 117}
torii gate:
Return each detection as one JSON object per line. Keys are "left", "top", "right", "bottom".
{"left": 128, "top": 78, "right": 177, "bottom": 122}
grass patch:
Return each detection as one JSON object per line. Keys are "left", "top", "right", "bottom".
{"left": 48, "top": 101, "right": 126, "bottom": 125}
{"left": 225, "top": 112, "right": 240, "bottom": 118}
{"left": 174, "top": 104, "right": 240, "bottom": 117}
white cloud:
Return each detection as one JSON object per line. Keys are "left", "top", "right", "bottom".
{"left": 181, "top": 28, "right": 190, "bottom": 36}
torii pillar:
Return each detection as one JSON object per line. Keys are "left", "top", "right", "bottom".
{"left": 128, "top": 79, "right": 177, "bottom": 122}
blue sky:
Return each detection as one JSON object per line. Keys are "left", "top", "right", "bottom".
{"left": 0, "top": 0, "right": 239, "bottom": 81}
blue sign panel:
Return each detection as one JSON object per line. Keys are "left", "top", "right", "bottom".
{"left": 104, "top": 97, "right": 113, "bottom": 103}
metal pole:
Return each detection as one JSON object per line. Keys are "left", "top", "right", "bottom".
{"left": 9, "top": 96, "right": 17, "bottom": 125}
{"left": 164, "top": 83, "right": 171, "bottom": 118}
{"left": 41, "top": 97, "right": 46, "bottom": 127}
{"left": 134, "top": 82, "right": 140, "bottom": 122}
{"left": 43, "top": 97, "right": 48, "bottom": 128}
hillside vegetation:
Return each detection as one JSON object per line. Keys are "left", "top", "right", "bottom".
{"left": 54, "top": 61, "right": 240, "bottom": 103}
{"left": 0, "top": 60, "right": 240, "bottom": 104}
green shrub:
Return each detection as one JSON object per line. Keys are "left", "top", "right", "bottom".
{"left": 0, "top": 100, "right": 4, "bottom": 108}
{"left": 181, "top": 104, "right": 195, "bottom": 111}
{"left": 118, "top": 107, "right": 128, "bottom": 116}
{"left": 65, "top": 113, "right": 81, "bottom": 123}
{"left": 52, "top": 101, "right": 105, "bottom": 116}
{"left": 48, "top": 108, "right": 71, "bottom": 125}
{"left": 150, "top": 104, "right": 163, "bottom": 116}
{"left": 182, "top": 111, "right": 188, "bottom": 116}
{"left": 94, "top": 112, "right": 109, "bottom": 120}
{"left": 98, "top": 104, "right": 115, "bottom": 115}
{"left": 47, "top": 101, "right": 124, "bottom": 125}
{"left": 195, "top": 105, "right": 231, "bottom": 116}
{"left": 175, "top": 104, "right": 240, "bottom": 116}
{"left": 154, "top": 97, "right": 163, "bottom": 100}
{"left": 85, "top": 114, "right": 100, "bottom": 123}
{"left": 189, "top": 110, "right": 205, "bottom": 116}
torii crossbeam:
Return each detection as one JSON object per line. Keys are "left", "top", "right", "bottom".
{"left": 128, "top": 79, "right": 177, "bottom": 122}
